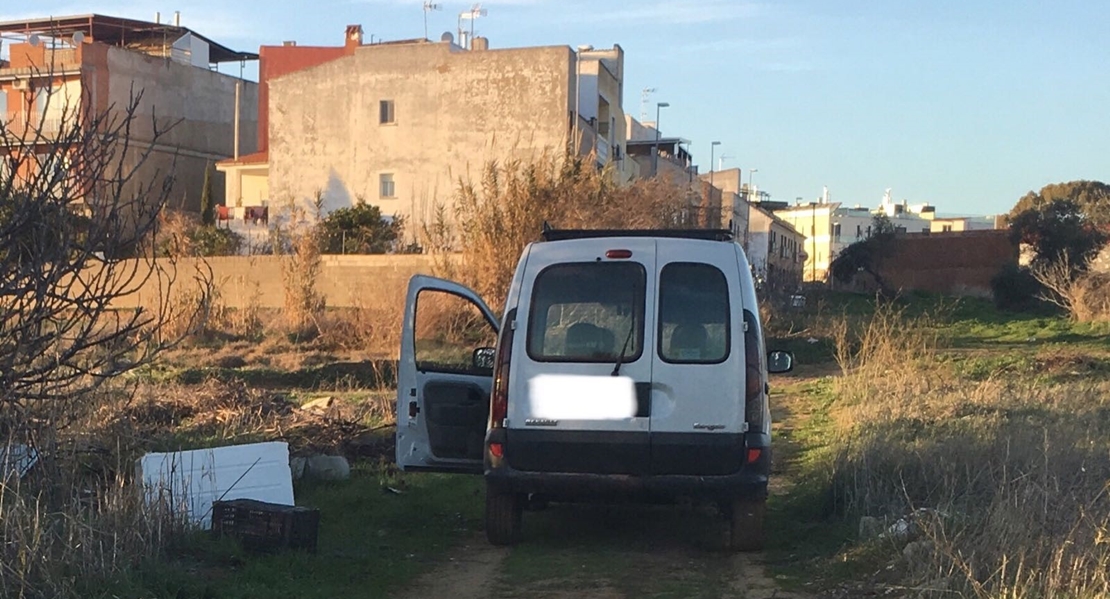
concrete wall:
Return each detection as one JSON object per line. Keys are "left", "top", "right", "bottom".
{"left": 104, "top": 45, "right": 259, "bottom": 211}
{"left": 110, "top": 254, "right": 439, "bottom": 309}
{"left": 268, "top": 42, "right": 573, "bottom": 231}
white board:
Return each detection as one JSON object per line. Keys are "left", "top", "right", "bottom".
{"left": 136, "top": 441, "right": 294, "bottom": 529}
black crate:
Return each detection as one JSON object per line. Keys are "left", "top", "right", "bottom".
{"left": 211, "top": 499, "right": 320, "bottom": 553}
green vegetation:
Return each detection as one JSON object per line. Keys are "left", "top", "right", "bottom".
{"left": 317, "top": 202, "right": 406, "bottom": 254}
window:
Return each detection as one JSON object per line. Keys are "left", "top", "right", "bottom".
{"left": 414, "top": 289, "right": 497, "bottom": 375}
{"left": 942, "top": 224, "right": 953, "bottom": 232}
{"left": 833, "top": 223, "right": 841, "bottom": 242}
{"left": 527, "top": 262, "right": 645, "bottom": 363}
{"left": 658, "top": 263, "right": 730, "bottom": 364}
{"left": 379, "top": 173, "right": 395, "bottom": 198}
{"left": 379, "top": 100, "right": 395, "bottom": 124}
{"left": 856, "top": 224, "right": 862, "bottom": 239}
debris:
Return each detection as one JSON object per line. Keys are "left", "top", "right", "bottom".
{"left": 385, "top": 486, "right": 404, "bottom": 495}
{"left": 0, "top": 443, "right": 39, "bottom": 479}
{"left": 299, "top": 396, "right": 336, "bottom": 414}
{"left": 807, "top": 337, "right": 820, "bottom": 344}
{"left": 136, "top": 441, "right": 295, "bottom": 528}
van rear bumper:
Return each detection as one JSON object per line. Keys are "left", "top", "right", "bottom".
{"left": 485, "top": 465, "right": 768, "bottom": 503}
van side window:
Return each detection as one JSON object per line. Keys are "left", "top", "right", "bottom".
{"left": 414, "top": 289, "right": 498, "bottom": 374}
{"left": 658, "top": 263, "right": 730, "bottom": 364}
{"left": 527, "top": 263, "right": 646, "bottom": 363}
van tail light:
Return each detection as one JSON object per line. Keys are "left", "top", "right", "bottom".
{"left": 746, "top": 448, "right": 762, "bottom": 463}
{"left": 490, "top": 308, "right": 516, "bottom": 429}
{"left": 743, "top": 310, "right": 764, "bottom": 430}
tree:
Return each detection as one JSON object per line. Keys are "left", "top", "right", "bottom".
{"left": 1009, "top": 181, "right": 1110, "bottom": 227}
{"left": 316, "top": 202, "right": 404, "bottom": 254}
{"left": 829, "top": 214, "right": 899, "bottom": 292}
{"left": 1008, "top": 199, "right": 1107, "bottom": 270}
{"left": 0, "top": 83, "right": 211, "bottom": 440}
{"left": 199, "top": 161, "right": 216, "bottom": 226}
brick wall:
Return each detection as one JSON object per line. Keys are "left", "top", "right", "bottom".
{"left": 842, "top": 230, "right": 1017, "bottom": 297}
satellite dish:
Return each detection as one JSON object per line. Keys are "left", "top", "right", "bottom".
{"left": 72, "top": 31, "right": 85, "bottom": 44}
{"left": 28, "top": 34, "right": 41, "bottom": 47}
{"left": 440, "top": 31, "right": 454, "bottom": 43}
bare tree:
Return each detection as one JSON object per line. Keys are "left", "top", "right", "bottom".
{"left": 1030, "top": 252, "right": 1081, "bottom": 317}
{"left": 0, "top": 70, "right": 212, "bottom": 441}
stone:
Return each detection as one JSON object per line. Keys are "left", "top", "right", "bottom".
{"left": 289, "top": 456, "right": 307, "bottom": 481}
{"left": 903, "top": 539, "right": 934, "bottom": 562}
{"left": 304, "top": 454, "right": 350, "bottom": 481}
{"left": 858, "top": 516, "right": 884, "bottom": 540}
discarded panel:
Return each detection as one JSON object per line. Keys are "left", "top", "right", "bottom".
{"left": 136, "top": 441, "right": 294, "bottom": 529}
{"left": 0, "top": 444, "right": 39, "bottom": 479}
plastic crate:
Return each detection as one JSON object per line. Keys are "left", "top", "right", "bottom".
{"left": 211, "top": 499, "right": 320, "bottom": 553}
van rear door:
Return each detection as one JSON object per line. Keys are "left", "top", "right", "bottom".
{"left": 396, "top": 275, "right": 499, "bottom": 474}
{"left": 505, "top": 239, "right": 657, "bottom": 475}
{"left": 649, "top": 241, "right": 747, "bottom": 476}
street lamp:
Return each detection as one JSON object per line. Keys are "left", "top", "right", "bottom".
{"left": 574, "top": 44, "right": 593, "bottom": 156}
{"left": 709, "top": 141, "right": 721, "bottom": 223}
{"left": 652, "top": 101, "right": 669, "bottom": 177}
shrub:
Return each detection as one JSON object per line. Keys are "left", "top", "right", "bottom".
{"left": 317, "top": 202, "right": 404, "bottom": 254}
{"left": 990, "top": 263, "right": 1042, "bottom": 311}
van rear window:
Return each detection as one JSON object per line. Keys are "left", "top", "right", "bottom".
{"left": 658, "top": 262, "right": 730, "bottom": 364}
{"left": 527, "top": 262, "right": 646, "bottom": 362}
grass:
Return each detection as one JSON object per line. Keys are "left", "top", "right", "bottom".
{"left": 108, "top": 466, "right": 483, "bottom": 599}
{"left": 763, "top": 291, "right": 1110, "bottom": 598}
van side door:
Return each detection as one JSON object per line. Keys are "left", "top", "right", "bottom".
{"left": 396, "top": 275, "right": 499, "bottom": 473}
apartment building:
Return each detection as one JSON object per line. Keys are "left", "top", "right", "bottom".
{"left": 747, "top": 204, "right": 805, "bottom": 288}
{"left": 219, "top": 26, "right": 629, "bottom": 234}
{"left": 0, "top": 14, "right": 258, "bottom": 211}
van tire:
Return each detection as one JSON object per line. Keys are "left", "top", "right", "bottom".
{"left": 726, "top": 499, "right": 766, "bottom": 552}
{"left": 485, "top": 487, "right": 522, "bottom": 546}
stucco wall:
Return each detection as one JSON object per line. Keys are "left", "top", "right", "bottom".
{"left": 268, "top": 42, "right": 573, "bottom": 230}
{"left": 105, "top": 46, "right": 259, "bottom": 211}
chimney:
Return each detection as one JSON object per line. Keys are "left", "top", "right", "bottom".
{"left": 283, "top": 40, "right": 297, "bottom": 46}
{"left": 174, "top": 11, "right": 181, "bottom": 26}
{"left": 155, "top": 11, "right": 161, "bottom": 24}
{"left": 472, "top": 36, "right": 489, "bottom": 51}
{"left": 345, "top": 24, "right": 363, "bottom": 49}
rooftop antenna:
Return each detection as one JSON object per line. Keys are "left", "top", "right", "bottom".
{"left": 457, "top": 4, "right": 487, "bottom": 50}
{"left": 640, "top": 87, "right": 656, "bottom": 122}
{"left": 422, "top": 1, "right": 442, "bottom": 40}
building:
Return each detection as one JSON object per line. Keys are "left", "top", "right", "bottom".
{"left": 930, "top": 215, "right": 1005, "bottom": 233}
{"left": 624, "top": 115, "right": 694, "bottom": 184}
{"left": 772, "top": 191, "right": 938, "bottom": 282}
{"left": 747, "top": 204, "right": 805, "bottom": 289}
{"left": 219, "top": 27, "right": 629, "bottom": 237}
{"left": 698, "top": 167, "right": 751, "bottom": 243}
{"left": 0, "top": 14, "right": 258, "bottom": 212}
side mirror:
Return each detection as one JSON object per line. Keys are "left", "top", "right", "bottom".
{"left": 472, "top": 347, "right": 496, "bottom": 371}
{"left": 767, "top": 350, "right": 794, "bottom": 374}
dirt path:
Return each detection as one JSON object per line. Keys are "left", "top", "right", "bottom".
{"left": 393, "top": 534, "right": 509, "bottom": 599}
{"left": 392, "top": 372, "right": 818, "bottom": 599}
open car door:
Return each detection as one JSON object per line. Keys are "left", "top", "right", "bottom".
{"left": 396, "top": 275, "right": 499, "bottom": 473}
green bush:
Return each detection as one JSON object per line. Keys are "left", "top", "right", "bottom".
{"left": 316, "top": 203, "right": 403, "bottom": 254}
{"left": 990, "top": 263, "right": 1042, "bottom": 311}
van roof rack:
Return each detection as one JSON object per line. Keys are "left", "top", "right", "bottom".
{"left": 540, "top": 227, "right": 734, "bottom": 242}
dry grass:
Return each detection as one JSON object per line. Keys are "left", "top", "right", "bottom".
{"left": 428, "top": 152, "right": 705, "bottom": 309}
{"left": 824, "top": 305, "right": 1110, "bottom": 598}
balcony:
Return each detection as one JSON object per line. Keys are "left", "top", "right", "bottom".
{"left": 596, "top": 137, "right": 610, "bottom": 164}
{"left": 1, "top": 112, "right": 69, "bottom": 143}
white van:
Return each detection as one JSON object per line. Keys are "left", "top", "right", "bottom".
{"left": 396, "top": 228, "right": 793, "bottom": 550}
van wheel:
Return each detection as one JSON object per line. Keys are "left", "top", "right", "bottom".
{"left": 485, "top": 487, "right": 522, "bottom": 546}
{"left": 726, "top": 499, "right": 766, "bottom": 552}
